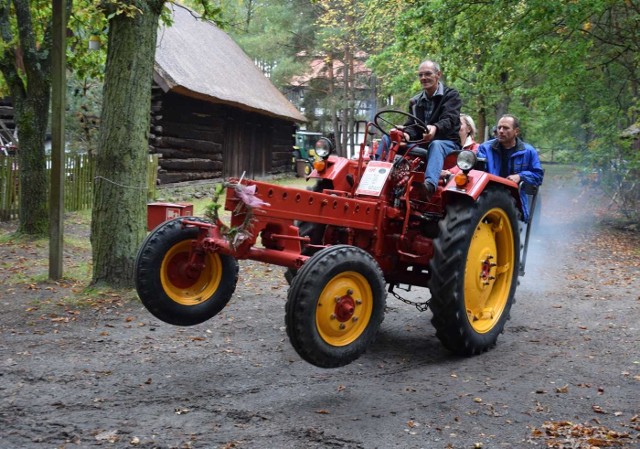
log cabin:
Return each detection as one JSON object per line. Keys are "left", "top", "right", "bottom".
{"left": 151, "top": 4, "right": 306, "bottom": 184}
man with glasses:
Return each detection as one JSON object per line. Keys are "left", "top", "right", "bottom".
{"left": 376, "top": 59, "right": 462, "bottom": 200}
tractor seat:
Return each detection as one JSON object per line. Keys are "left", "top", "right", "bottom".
{"left": 443, "top": 150, "right": 461, "bottom": 170}
{"left": 402, "top": 147, "right": 461, "bottom": 171}
{"left": 405, "top": 147, "right": 429, "bottom": 160}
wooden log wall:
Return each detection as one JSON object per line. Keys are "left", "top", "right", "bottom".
{"left": 0, "top": 98, "right": 17, "bottom": 147}
{"left": 149, "top": 85, "right": 296, "bottom": 185}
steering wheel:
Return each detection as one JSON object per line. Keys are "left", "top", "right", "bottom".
{"left": 373, "top": 109, "right": 428, "bottom": 144}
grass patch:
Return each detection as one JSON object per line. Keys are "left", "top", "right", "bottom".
{"left": 63, "top": 260, "right": 93, "bottom": 282}
{"left": 64, "top": 234, "right": 92, "bottom": 251}
{"left": 74, "top": 284, "right": 138, "bottom": 305}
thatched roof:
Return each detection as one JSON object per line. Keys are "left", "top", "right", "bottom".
{"left": 154, "top": 4, "right": 306, "bottom": 123}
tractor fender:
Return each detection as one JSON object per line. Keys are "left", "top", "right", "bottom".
{"left": 308, "top": 155, "right": 360, "bottom": 192}
{"left": 442, "top": 169, "right": 523, "bottom": 212}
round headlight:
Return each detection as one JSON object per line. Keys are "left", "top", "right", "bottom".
{"left": 457, "top": 150, "right": 477, "bottom": 171}
{"left": 314, "top": 137, "right": 333, "bottom": 159}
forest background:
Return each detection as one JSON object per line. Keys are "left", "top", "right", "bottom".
{"left": 63, "top": 0, "right": 639, "bottom": 186}
{"left": 0, "top": 0, "right": 637, "bottom": 288}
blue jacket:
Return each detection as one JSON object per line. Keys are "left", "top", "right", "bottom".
{"left": 477, "top": 138, "right": 544, "bottom": 222}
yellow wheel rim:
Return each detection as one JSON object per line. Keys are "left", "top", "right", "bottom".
{"left": 315, "top": 271, "right": 373, "bottom": 347}
{"left": 160, "top": 240, "right": 222, "bottom": 306}
{"left": 464, "top": 208, "right": 515, "bottom": 333}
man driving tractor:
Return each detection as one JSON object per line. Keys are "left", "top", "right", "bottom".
{"left": 375, "top": 59, "right": 462, "bottom": 200}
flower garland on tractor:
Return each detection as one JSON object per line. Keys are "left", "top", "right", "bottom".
{"left": 204, "top": 178, "right": 270, "bottom": 250}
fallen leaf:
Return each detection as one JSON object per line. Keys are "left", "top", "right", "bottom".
{"left": 95, "top": 429, "right": 119, "bottom": 442}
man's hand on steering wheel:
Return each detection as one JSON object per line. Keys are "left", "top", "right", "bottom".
{"left": 423, "top": 125, "right": 437, "bottom": 143}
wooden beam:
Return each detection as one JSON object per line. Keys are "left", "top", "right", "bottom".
{"left": 49, "top": 0, "right": 65, "bottom": 280}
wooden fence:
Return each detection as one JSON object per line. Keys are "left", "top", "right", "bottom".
{"left": 0, "top": 154, "right": 159, "bottom": 221}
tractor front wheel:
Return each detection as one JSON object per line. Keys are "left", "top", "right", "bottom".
{"left": 429, "top": 187, "right": 520, "bottom": 355}
{"left": 285, "top": 245, "right": 386, "bottom": 368}
{"left": 134, "top": 217, "right": 239, "bottom": 326}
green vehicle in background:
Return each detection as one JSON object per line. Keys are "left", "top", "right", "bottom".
{"left": 293, "top": 130, "right": 324, "bottom": 177}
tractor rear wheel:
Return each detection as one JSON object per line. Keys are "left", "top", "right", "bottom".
{"left": 429, "top": 187, "right": 520, "bottom": 355}
{"left": 135, "top": 217, "right": 239, "bottom": 326}
{"left": 285, "top": 245, "right": 386, "bottom": 368}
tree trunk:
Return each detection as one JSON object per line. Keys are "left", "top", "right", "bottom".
{"left": 14, "top": 85, "right": 50, "bottom": 235}
{"left": 339, "top": 47, "right": 349, "bottom": 157}
{"left": 327, "top": 56, "right": 340, "bottom": 153}
{"left": 0, "top": 0, "right": 58, "bottom": 236}
{"left": 91, "top": 1, "right": 164, "bottom": 288}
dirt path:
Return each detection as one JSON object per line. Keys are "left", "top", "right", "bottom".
{"left": 1, "top": 171, "right": 639, "bottom": 449}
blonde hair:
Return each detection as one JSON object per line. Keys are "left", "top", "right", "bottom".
{"left": 460, "top": 114, "right": 477, "bottom": 137}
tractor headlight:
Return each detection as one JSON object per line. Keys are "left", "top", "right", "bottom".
{"left": 456, "top": 150, "right": 477, "bottom": 172}
{"left": 314, "top": 137, "right": 333, "bottom": 159}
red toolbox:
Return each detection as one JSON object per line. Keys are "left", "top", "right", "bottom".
{"left": 147, "top": 202, "right": 194, "bottom": 231}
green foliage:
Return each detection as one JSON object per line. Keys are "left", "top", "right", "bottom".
{"left": 204, "top": 182, "right": 226, "bottom": 222}
{"left": 66, "top": 1, "right": 108, "bottom": 81}
{"left": 214, "top": 0, "right": 318, "bottom": 83}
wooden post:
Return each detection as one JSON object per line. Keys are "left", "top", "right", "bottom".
{"left": 49, "top": 0, "right": 65, "bottom": 280}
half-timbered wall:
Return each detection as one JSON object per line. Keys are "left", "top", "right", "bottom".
{"left": 149, "top": 86, "right": 295, "bottom": 184}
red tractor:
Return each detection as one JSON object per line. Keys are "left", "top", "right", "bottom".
{"left": 134, "top": 110, "right": 539, "bottom": 368}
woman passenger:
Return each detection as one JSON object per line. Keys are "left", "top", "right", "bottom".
{"left": 459, "top": 114, "right": 479, "bottom": 152}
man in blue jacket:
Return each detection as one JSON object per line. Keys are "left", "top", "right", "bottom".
{"left": 477, "top": 114, "right": 544, "bottom": 222}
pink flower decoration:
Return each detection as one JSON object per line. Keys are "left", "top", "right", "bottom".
{"left": 234, "top": 183, "right": 270, "bottom": 208}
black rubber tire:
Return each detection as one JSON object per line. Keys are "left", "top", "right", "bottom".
{"left": 134, "top": 217, "right": 239, "bottom": 326}
{"left": 429, "top": 187, "right": 520, "bottom": 355}
{"left": 285, "top": 245, "right": 386, "bottom": 368}
{"left": 303, "top": 161, "right": 313, "bottom": 176}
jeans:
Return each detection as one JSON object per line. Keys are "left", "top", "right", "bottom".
{"left": 374, "top": 135, "right": 391, "bottom": 160}
{"left": 376, "top": 136, "right": 459, "bottom": 188}
{"left": 424, "top": 139, "right": 459, "bottom": 188}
